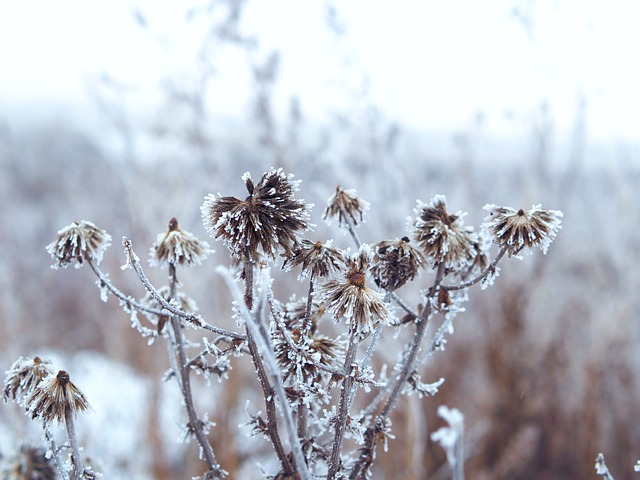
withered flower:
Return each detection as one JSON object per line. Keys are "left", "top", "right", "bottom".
{"left": 4, "top": 356, "right": 54, "bottom": 405}
{"left": 284, "top": 297, "right": 326, "bottom": 334}
{"left": 282, "top": 239, "right": 345, "bottom": 279}
{"left": 149, "top": 217, "right": 212, "bottom": 268}
{"left": 322, "top": 185, "right": 370, "bottom": 229}
{"left": 201, "top": 168, "right": 311, "bottom": 260}
{"left": 26, "top": 370, "right": 90, "bottom": 424}
{"left": 46, "top": 220, "right": 111, "bottom": 269}
{"left": 411, "top": 195, "right": 476, "bottom": 271}
{"left": 371, "top": 237, "right": 426, "bottom": 291}
{"left": 140, "top": 285, "right": 198, "bottom": 334}
{"left": 273, "top": 329, "right": 342, "bottom": 381}
{"left": 483, "top": 204, "right": 563, "bottom": 255}
{"left": 0, "top": 445, "right": 56, "bottom": 480}
{"left": 318, "top": 245, "right": 389, "bottom": 334}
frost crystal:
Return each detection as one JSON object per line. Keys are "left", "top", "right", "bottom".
{"left": 431, "top": 405, "right": 464, "bottom": 468}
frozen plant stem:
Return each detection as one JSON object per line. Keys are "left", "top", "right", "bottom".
{"left": 64, "top": 404, "right": 84, "bottom": 480}
{"left": 167, "top": 263, "right": 222, "bottom": 476}
{"left": 242, "top": 252, "right": 294, "bottom": 475}
{"left": 328, "top": 323, "right": 360, "bottom": 479}
{"left": 44, "top": 427, "right": 69, "bottom": 480}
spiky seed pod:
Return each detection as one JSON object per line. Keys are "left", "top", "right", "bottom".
{"left": 322, "top": 185, "right": 370, "bottom": 229}
{"left": 3, "top": 356, "right": 55, "bottom": 405}
{"left": 26, "top": 370, "right": 90, "bottom": 424}
{"left": 371, "top": 237, "right": 426, "bottom": 291}
{"left": 318, "top": 245, "right": 389, "bottom": 335}
{"left": 483, "top": 204, "right": 563, "bottom": 256}
{"left": 149, "top": 217, "right": 212, "bottom": 268}
{"left": 140, "top": 285, "right": 198, "bottom": 334}
{"left": 411, "top": 195, "right": 476, "bottom": 271}
{"left": 282, "top": 239, "right": 345, "bottom": 279}
{"left": 0, "top": 445, "right": 57, "bottom": 480}
{"left": 201, "top": 168, "right": 311, "bottom": 261}
{"left": 46, "top": 220, "right": 111, "bottom": 269}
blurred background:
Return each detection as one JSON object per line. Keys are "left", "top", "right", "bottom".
{"left": 1, "top": 0, "right": 639, "bottom": 478}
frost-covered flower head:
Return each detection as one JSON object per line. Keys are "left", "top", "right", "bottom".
{"left": 0, "top": 445, "right": 56, "bottom": 480}
{"left": 411, "top": 195, "right": 476, "bottom": 271}
{"left": 322, "top": 185, "right": 370, "bottom": 229}
{"left": 284, "top": 297, "right": 326, "bottom": 334}
{"left": 26, "top": 370, "right": 90, "bottom": 424}
{"left": 149, "top": 217, "right": 212, "bottom": 268}
{"left": 46, "top": 220, "right": 111, "bottom": 269}
{"left": 273, "top": 329, "right": 342, "bottom": 381}
{"left": 483, "top": 204, "right": 563, "bottom": 256}
{"left": 371, "top": 237, "right": 426, "bottom": 291}
{"left": 318, "top": 244, "right": 389, "bottom": 335}
{"left": 201, "top": 168, "right": 311, "bottom": 261}
{"left": 3, "top": 356, "right": 54, "bottom": 405}
{"left": 282, "top": 239, "right": 345, "bottom": 280}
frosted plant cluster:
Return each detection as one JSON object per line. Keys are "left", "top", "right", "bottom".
{"left": 3, "top": 167, "right": 566, "bottom": 479}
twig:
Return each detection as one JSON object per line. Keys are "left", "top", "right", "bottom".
{"left": 121, "top": 237, "right": 246, "bottom": 340}
{"left": 441, "top": 246, "right": 508, "bottom": 291}
{"left": 64, "top": 404, "right": 84, "bottom": 480}
{"left": 44, "top": 426, "right": 69, "bottom": 480}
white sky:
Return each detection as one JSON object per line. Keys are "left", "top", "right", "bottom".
{"left": 1, "top": 0, "right": 639, "bottom": 143}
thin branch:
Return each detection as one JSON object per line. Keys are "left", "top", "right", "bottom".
{"left": 64, "top": 404, "right": 84, "bottom": 480}
{"left": 441, "top": 246, "right": 508, "bottom": 291}
{"left": 44, "top": 426, "right": 69, "bottom": 480}
{"left": 120, "top": 237, "right": 246, "bottom": 340}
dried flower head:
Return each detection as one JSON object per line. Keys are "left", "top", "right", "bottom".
{"left": 201, "top": 168, "right": 311, "bottom": 260}
{"left": 318, "top": 245, "right": 389, "bottom": 334}
{"left": 149, "top": 217, "right": 212, "bottom": 268}
{"left": 140, "top": 285, "right": 198, "bottom": 334}
{"left": 26, "top": 370, "right": 90, "bottom": 424}
{"left": 274, "top": 329, "right": 342, "bottom": 381}
{"left": 0, "top": 445, "right": 56, "bottom": 480}
{"left": 4, "top": 356, "right": 55, "bottom": 405}
{"left": 322, "top": 185, "right": 370, "bottom": 229}
{"left": 371, "top": 237, "right": 426, "bottom": 291}
{"left": 483, "top": 204, "right": 563, "bottom": 255}
{"left": 46, "top": 220, "right": 111, "bottom": 269}
{"left": 411, "top": 196, "right": 476, "bottom": 270}
{"left": 282, "top": 239, "right": 345, "bottom": 279}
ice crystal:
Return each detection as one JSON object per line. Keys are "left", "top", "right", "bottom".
{"left": 431, "top": 405, "right": 464, "bottom": 467}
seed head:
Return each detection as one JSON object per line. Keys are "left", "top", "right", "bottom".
{"left": 282, "top": 239, "right": 345, "bottom": 279}
{"left": 411, "top": 196, "right": 476, "bottom": 271}
{"left": 4, "top": 356, "right": 55, "bottom": 406}
{"left": 201, "top": 168, "right": 311, "bottom": 261}
{"left": 273, "top": 329, "right": 342, "bottom": 381}
{"left": 483, "top": 204, "right": 563, "bottom": 255}
{"left": 322, "top": 185, "right": 370, "bottom": 229}
{"left": 149, "top": 217, "right": 212, "bottom": 268}
{"left": 318, "top": 245, "right": 389, "bottom": 335}
{"left": 46, "top": 220, "right": 111, "bottom": 269}
{"left": 284, "top": 297, "right": 326, "bottom": 334}
{"left": 371, "top": 237, "right": 426, "bottom": 291}
{"left": 26, "top": 370, "right": 90, "bottom": 424}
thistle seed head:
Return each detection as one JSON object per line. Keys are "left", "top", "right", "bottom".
{"left": 46, "top": 220, "right": 111, "bottom": 269}
{"left": 322, "top": 185, "right": 370, "bottom": 229}
{"left": 149, "top": 217, "right": 212, "bottom": 268}
{"left": 483, "top": 204, "right": 563, "bottom": 255}
{"left": 411, "top": 195, "right": 476, "bottom": 271}
{"left": 3, "top": 356, "right": 55, "bottom": 406}
{"left": 201, "top": 168, "right": 311, "bottom": 261}
{"left": 282, "top": 239, "right": 345, "bottom": 279}
{"left": 25, "top": 370, "right": 90, "bottom": 424}
{"left": 371, "top": 237, "right": 426, "bottom": 291}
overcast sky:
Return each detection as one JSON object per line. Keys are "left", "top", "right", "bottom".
{"left": 1, "top": 0, "right": 638, "bottom": 143}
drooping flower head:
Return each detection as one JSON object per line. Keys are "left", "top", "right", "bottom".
{"left": 282, "top": 239, "right": 345, "bottom": 280}
{"left": 371, "top": 237, "right": 426, "bottom": 291}
{"left": 483, "top": 204, "right": 563, "bottom": 256}
{"left": 46, "top": 220, "right": 111, "bottom": 269}
{"left": 322, "top": 185, "right": 370, "bottom": 229}
{"left": 411, "top": 196, "right": 476, "bottom": 271}
{"left": 149, "top": 217, "right": 212, "bottom": 268}
{"left": 318, "top": 244, "right": 389, "bottom": 335}
{"left": 201, "top": 168, "right": 311, "bottom": 261}
{"left": 26, "top": 370, "right": 90, "bottom": 424}
{"left": 3, "top": 356, "right": 55, "bottom": 405}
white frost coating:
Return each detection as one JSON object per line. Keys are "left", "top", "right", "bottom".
{"left": 431, "top": 405, "right": 464, "bottom": 470}
{"left": 634, "top": 460, "right": 640, "bottom": 472}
